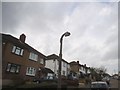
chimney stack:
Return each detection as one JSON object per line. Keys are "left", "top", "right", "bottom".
{"left": 77, "top": 61, "right": 79, "bottom": 64}
{"left": 19, "top": 34, "right": 26, "bottom": 43}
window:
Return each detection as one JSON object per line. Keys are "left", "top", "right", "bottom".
{"left": 29, "top": 52, "right": 38, "bottom": 61}
{"left": 40, "top": 58, "right": 44, "bottom": 64}
{"left": 12, "top": 45, "right": 24, "bottom": 56}
{"left": 57, "top": 60, "right": 59, "bottom": 65}
{"left": 26, "top": 67, "right": 36, "bottom": 76}
{"left": 63, "top": 62, "right": 66, "bottom": 67}
{"left": 3, "top": 42, "right": 6, "bottom": 45}
{"left": 57, "top": 70, "right": 59, "bottom": 74}
{"left": 67, "top": 64, "right": 70, "bottom": 68}
{"left": 83, "top": 67, "right": 85, "bottom": 71}
{"left": 63, "top": 71, "right": 65, "bottom": 76}
{"left": 6, "top": 63, "right": 20, "bottom": 73}
{"left": 81, "top": 67, "right": 83, "bottom": 70}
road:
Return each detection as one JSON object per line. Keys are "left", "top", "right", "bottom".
{"left": 110, "top": 78, "right": 120, "bottom": 90}
{"left": 67, "top": 78, "right": 120, "bottom": 90}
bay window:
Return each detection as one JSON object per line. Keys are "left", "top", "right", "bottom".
{"left": 26, "top": 67, "right": 36, "bottom": 76}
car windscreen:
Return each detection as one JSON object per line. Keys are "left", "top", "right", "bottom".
{"left": 91, "top": 83, "right": 108, "bottom": 88}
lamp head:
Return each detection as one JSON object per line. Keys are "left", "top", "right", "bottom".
{"left": 64, "top": 32, "right": 71, "bottom": 37}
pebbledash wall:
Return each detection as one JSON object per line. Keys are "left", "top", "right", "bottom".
{"left": 2, "top": 33, "right": 46, "bottom": 86}
{"left": 45, "top": 54, "right": 71, "bottom": 78}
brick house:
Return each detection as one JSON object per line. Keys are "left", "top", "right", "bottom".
{"left": 70, "top": 61, "right": 80, "bottom": 73}
{"left": 70, "top": 61, "right": 91, "bottom": 78}
{"left": 2, "top": 33, "right": 47, "bottom": 86}
{"left": 69, "top": 61, "right": 80, "bottom": 79}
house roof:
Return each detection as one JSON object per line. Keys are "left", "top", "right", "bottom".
{"left": 40, "top": 67, "right": 54, "bottom": 74}
{"left": 69, "top": 61, "right": 79, "bottom": 65}
{"left": 70, "top": 61, "right": 91, "bottom": 70}
{"left": 46, "top": 54, "right": 69, "bottom": 64}
{"left": 1, "top": 33, "right": 46, "bottom": 58}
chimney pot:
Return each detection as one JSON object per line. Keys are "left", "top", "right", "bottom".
{"left": 19, "top": 34, "right": 26, "bottom": 43}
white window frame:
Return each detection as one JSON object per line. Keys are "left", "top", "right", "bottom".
{"left": 12, "top": 45, "right": 24, "bottom": 56}
{"left": 26, "top": 67, "right": 36, "bottom": 76}
{"left": 40, "top": 58, "right": 44, "bottom": 64}
{"left": 6, "top": 63, "right": 20, "bottom": 73}
{"left": 29, "top": 52, "right": 38, "bottom": 61}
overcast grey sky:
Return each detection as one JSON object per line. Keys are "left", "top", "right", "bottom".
{"left": 2, "top": 1, "right": 119, "bottom": 75}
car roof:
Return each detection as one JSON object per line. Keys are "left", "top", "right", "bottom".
{"left": 91, "top": 81, "right": 107, "bottom": 84}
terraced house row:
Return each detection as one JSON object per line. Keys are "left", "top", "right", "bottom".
{"left": 1, "top": 33, "right": 91, "bottom": 86}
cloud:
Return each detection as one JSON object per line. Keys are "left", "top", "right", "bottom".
{"left": 2, "top": 2, "right": 118, "bottom": 74}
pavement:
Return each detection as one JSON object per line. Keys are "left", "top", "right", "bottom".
{"left": 67, "top": 83, "right": 90, "bottom": 89}
{"left": 78, "top": 83, "right": 88, "bottom": 88}
{"left": 110, "top": 78, "right": 120, "bottom": 90}
{"left": 67, "top": 83, "right": 87, "bottom": 89}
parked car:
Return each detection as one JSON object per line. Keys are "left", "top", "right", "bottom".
{"left": 102, "top": 77, "right": 110, "bottom": 86}
{"left": 91, "top": 81, "right": 110, "bottom": 90}
{"left": 118, "top": 76, "right": 120, "bottom": 80}
{"left": 33, "top": 76, "right": 57, "bottom": 83}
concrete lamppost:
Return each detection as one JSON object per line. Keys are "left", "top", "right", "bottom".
{"left": 58, "top": 31, "right": 71, "bottom": 89}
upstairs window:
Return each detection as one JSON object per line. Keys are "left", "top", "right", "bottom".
{"left": 63, "top": 62, "right": 66, "bottom": 67}
{"left": 57, "top": 70, "right": 59, "bottom": 74}
{"left": 29, "top": 52, "right": 38, "bottom": 61}
{"left": 57, "top": 60, "right": 59, "bottom": 65}
{"left": 67, "top": 64, "right": 70, "bottom": 68}
{"left": 81, "top": 67, "right": 83, "bottom": 71}
{"left": 40, "top": 58, "right": 44, "bottom": 64}
{"left": 63, "top": 70, "right": 66, "bottom": 76}
{"left": 12, "top": 45, "right": 24, "bottom": 56}
{"left": 26, "top": 67, "right": 36, "bottom": 76}
{"left": 6, "top": 63, "right": 20, "bottom": 73}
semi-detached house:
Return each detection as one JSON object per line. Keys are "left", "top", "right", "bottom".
{"left": 45, "top": 54, "right": 71, "bottom": 78}
{"left": 70, "top": 61, "right": 91, "bottom": 79}
{"left": 2, "top": 33, "right": 92, "bottom": 87}
{"left": 2, "top": 33, "right": 47, "bottom": 86}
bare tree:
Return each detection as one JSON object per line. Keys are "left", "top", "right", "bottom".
{"left": 90, "top": 66, "right": 108, "bottom": 81}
